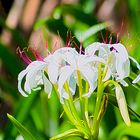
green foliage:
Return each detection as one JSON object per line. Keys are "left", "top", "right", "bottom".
{"left": 7, "top": 114, "right": 37, "bottom": 140}
{"left": 1, "top": 1, "right": 140, "bottom": 140}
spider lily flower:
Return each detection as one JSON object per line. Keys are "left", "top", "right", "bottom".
{"left": 18, "top": 47, "right": 77, "bottom": 98}
{"left": 45, "top": 47, "right": 78, "bottom": 84}
{"left": 18, "top": 61, "right": 52, "bottom": 97}
{"left": 85, "top": 42, "right": 130, "bottom": 86}
{"left": 58, "top": 50, "right": 108, "bottom": 100}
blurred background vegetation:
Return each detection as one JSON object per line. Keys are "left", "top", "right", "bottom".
{"left": 1, "top": 0, "right": 140, "bottom": 140}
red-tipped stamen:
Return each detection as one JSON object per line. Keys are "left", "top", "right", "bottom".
{"left": 29, "top": 48, "right": 44, "bottom": 62}
{"left": 116, "top": 21, "right": 124, "bottom": 43}
{"left": 17, "top": 47, "right": 32, "bottom": 64}
{"left": 100, "top": 32, "right": 106, "bottom": 43}
{"left": 105, "top": 30, "right": 108, "bottom": 43}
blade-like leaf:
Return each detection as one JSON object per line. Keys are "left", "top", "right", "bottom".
{"left": 50, "top": 129, "right": 83, "bottom": 140}
{"left": 78, "top": 22, "right": 110, "bottom": 42}
{"left": 7, "top": 114, "right": 37, "bottom": 140}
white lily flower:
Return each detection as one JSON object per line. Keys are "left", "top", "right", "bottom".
{"left": 18, "top": 61, "right": 52, "bottom": 97}
{"left": 44, "top": 47, "right": 78, "bottom": 84}
{"left": 58, "top": 50, "right": 109, "bottom": 101}
{"left": 18, "top": 47, "right": 77, "bottom": 98}
{"left": 115, "top": 85, "right": 131, "bottom": 126}
{"left": 85, "top": 42, "right": 130, "bottom": 85}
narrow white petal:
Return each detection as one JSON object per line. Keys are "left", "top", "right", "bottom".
{"left": 129, "top": 56, "right": 140, "bottom": 70}
{"left": 113, "top": 43, "right": 129, "bottom": 62}
{"left": 115, "top": 53, "right": 130, "bottom": 79}
{"left": 69, "top": 75, "right": 76, "bottom": 95}
{"left": 58, "top": 66, "right": 75, "bottom": 98}
{"left": 119, "top": 79, "right": 128, "bottom": 87}
{"left": 48, "top": 62, "right": 59, "bottom": 84}
{"left": 115, "top": 85, "right": 131, "bottom": 126}
{"left": 85, "top": 42, "right": 103, "bottom": 55}
{"left": 24, "top": 63, "right": 45, "bottom": 93}
{"left": 133, "top": 74, "right": 140, "bottom": 83}
{"left": 18, "top": 70, "right": 28, "bottom": 97}
{"left": 80, "top": 65, "right": 97, "bottom": 97}
{"left": 62, "top": 51, "right": 77, "bottom": 67}
{"left": 43, "top": 73, "right": 52, "bottom": 98}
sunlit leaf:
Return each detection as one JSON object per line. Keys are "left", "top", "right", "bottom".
{"left": 50, "top": 129, "right": 83, "bottom": 140}
{"left": 7, "top": 114, "right": 37, "bottom": 140}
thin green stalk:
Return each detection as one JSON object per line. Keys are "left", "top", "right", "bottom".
{"left": 64, "top": 82, "right": 81, "bottom": 122}
{"left": 85, "top": 82, "right": 90, "bottom": 128}
{"left": 92, "top": 84, "right": 104, "bottom": 136}
{"left": 54, "top": 85, "right": 91, "bottom": 138}
{"left": 53, "top": 85, "right": 76, "bottom": 124}
{"left": 77, "top": 70, "right": 84, "bottom": 118}
{"left": 92, "top": 63, "right": 104, "bottom": 138}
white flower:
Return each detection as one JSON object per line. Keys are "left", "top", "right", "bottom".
{"left": 18, "top": 47, "right": 77, "bottom": 98}
{"left": 18, "top": 61, "right": 52, "bottom": 97}
{"left": 44, "top": 47, "right": 77, "bottom": 84}
{"left": 58, "top": 50, "right": 108, "bottom": 101}
{"left": 85, "top": 42, "right": 130, "bottom": 86}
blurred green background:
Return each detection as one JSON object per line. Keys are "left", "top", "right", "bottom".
{"left": 1, "top": 0, "right": 140, "bottom": 140}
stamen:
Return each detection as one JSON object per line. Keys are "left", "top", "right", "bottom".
{"left": 100, "top": 32, "right": 106, "bottom": 43}
{"left": 105, "top": 30, "right": 108, "bottom": 43}
{"left": 17, "top": 47, "right": 32, "bottom": 64}
{"left": 116, "top": 21, "right": 124, "bottom": 43}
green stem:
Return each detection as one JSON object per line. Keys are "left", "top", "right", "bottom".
{"left": 77, "top": 70, "right": 84, "bottom": 118}
{"left": 64, "top": 82, "right": 81, "bottom": 122}
{"left": 53, "top": 85, "right": 76, "bottom": 124}
{"left": 92, "top": 84, "right": 104, "bottom": 136}
{"left": 92, "top": 63, "right": 103, "bottom": 138}
{"left": 85, "top": 82, "right": 90, "bottom": 128}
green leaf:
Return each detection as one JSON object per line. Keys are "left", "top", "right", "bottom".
{"left": 108, "top": 94, "right": 140, "bottom": 121}
{"left": 7, "top": 114, "right": 37, "bottom": 140}
{"left": 53, "top": 4, "right": 97, "bottom": 26}
{"left": 0, "top": 43, "right": 22, "bottom": 77}
{"left": 109, "top": 122, "right": 140, "bottom": 140}
{"left": 78, "top": 22, "right": 110, "bottom": 42}
{"left": 50, "top": 129, "right": 83, "bottom": 140}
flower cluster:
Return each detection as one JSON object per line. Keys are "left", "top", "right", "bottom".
{"left": 18, "top": 42, "right": 139, "bottom": 98}
{"left": 18, "top": 41, "right": 140, "bottom": 139}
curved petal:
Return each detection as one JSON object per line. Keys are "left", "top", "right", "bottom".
{"left": 113, "top": 43, "right": 129, "bottom": 62}
{"left": 58, "top": 66, "right": 75, "bottom": 99}
{"left": 129, "top": 56, "right": 140, "bottom": 70}
{"left": 115, "top": 53, "right": 130, "bottom": 79}
{"left": 80, "top": 65, "right": 97, "bottom": 97}
{"left": 85, "top": 42, "right": 102, "bottom": 55}
{"left": 133, "top": 74, "right": 140, "bottom": 83}
{"left": 43, "top": 72, "right": 52, "bottom": 98}
{"left": 48, "top": 62, "right": 59, "bottom": 84}
{"left": 69, "top": 75, "right": 76, "bottom": 95}
{"left": 18, "top": 69, "right": 28, "bottom": 97}
{"left": 24, "top": 63, "right": 46, "bottom": 93}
